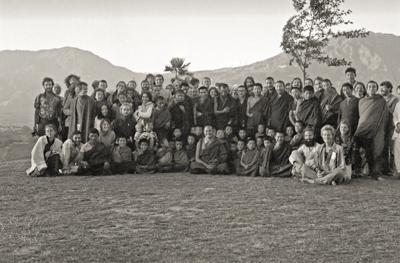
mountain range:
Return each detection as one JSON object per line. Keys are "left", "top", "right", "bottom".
{"left": 0, "top": 31, "right": 399, "bottom": 126}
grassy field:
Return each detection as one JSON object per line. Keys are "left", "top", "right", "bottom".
{"left": 1, "top": 160, "right": 400, "bottom": 262}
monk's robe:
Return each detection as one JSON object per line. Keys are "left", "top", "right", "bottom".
{"left": 186, "top": 143, "right": 197, "bottom": 162}
{"left": 338, "top": 96, "right": 359, "bottom": 135}
{"left": 194, "top": 97, "right": 215, "bottom": 127}
{"left": 297, "top": 97, "right": 322, "bottom": 130}
{"left": 173, "top": 149, "right": 190, "bottom": 172}
{"left": 135, "top": 149, "right": 157, "bottom": 174}
{"left": 267, "top": 92, "right": 294, "bottom": 132}
{"left": 235, "top": 96, "right": 248, "bottom": 129}
{"left": 169, "top": 101, "right": 193, "bottom": 136}
{"left": 27, "top": 135, "right": 63, "bottom": 176}
{"left": 246, "top": 96, "right": 268, "bottom": 136}
{"left": 214, "top": 94, "right": 236, "bottom": 130}
{"left": 320, "top": 91, "right": 343, "bottom": 128}
{"left": 382, "top": 94, "right": 399, "bottom": 173}
{"left": 354, "top": 94, "right": 389, "bottom": 178}
{"left": 314, "top": 89, "right": 324, "bottom": 103}
{"left": 80, "top": 142, "right": 111, "bottom": 176}
{"left": 111, "top": 145, "right": 135, "bottom": 174}
{"left": 259, "top": 145, "right": 273, "bottom": 177}
{"left": 152, "top": 105, "right": 171, "bottom": 141}
{"left": 270, "top": 142, "right": 292, "bottom": 177}
{"left": 111, "top": 116, "right": 136, "bottom": 139}
{"left": 156, "top": 147, "right": 174, "bottom": 173}
{"left": 190, "top": 137, "right": 230, "bottom": 174}
{"left": 237, "top": 149, "right": 260, "bottom": 176}
{"left": 68, "top": 95, "right": 96, "bottom": 143}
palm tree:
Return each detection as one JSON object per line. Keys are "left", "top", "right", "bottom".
{"left": 164, "top": 58, "right": 193, "bottom": 81}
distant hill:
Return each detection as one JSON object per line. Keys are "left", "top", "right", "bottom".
{"left": 0, "top": 32, "right": 399, "bottom": 126}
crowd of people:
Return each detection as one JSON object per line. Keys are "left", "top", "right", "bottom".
{"left": 26, "top": 67, "right": 400, "bottom": 185}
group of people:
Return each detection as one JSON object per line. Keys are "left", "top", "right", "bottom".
{"left": 26, "top": 67, "right": 400, "bottom": 185}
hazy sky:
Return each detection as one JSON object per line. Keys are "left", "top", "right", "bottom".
{"left": 1, "top": 0, "right": 399, "bottom": 72}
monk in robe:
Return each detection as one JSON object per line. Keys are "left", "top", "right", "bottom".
{"left": 297, "top": 85, "right": 322, "bottom": 131}
{"left": 27, "top": 124, "right": 62, "bottom": 177}
{"left": 354, "top": 81, "right": 389, "bottom": 179}
{"left": 194, "top": 86, "right": 214, "bottom": 127}
{"left": 267, "top": 81, "right": 294, "bottom": 132}
{"left": 214, "top": 83, "right": 236, "bottom": 130}
{"left": 152, "top": 96, "right": 171, "bottom": 142}
{"left": 190, "top": 126, "right": 230, "bottom": 174}
{"left": 237, "top": 139, "right": 260, "bottom": 176}
{"left": 79, "top": 128, "right": 111, "bottom": 176}
{"left": 235, "top": 85, "right": 248, "bottom": 130}
{"left": 246, "top": 83, "right": 268, "bottom": 137}
{"left": 320, "top": 79, "right": 343, "bottom": 128}
{"left": 270, "top": 132, "right": 292, "bottom": 177}
{"left": 134, "top": 139, "right": 157, "bottom": 174}
{"left": 338, "top": 83, "right": 359, "bottom": 135}
{"left": 173, "top": 140, "right": 190, "bottom": 172}
{"left": 259, "top": 137, "right": 274, "bottom": 177}
{"left": 169, "top": 90, "right": 193, "bottom": 136}
{"left": 68, "top": 82, "right": 96, "bottom": 143}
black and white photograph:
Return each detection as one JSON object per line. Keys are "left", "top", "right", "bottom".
{"left": 1, "top": 0, "right": 400, "bottom": 261}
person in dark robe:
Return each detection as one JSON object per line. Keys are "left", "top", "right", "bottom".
{"left": 68, "top": 82, "right": 96, "bottom": 143}
{"left": 134, "top": 138, "right": 157, "bottom": 174}
{"left": 270, "top": 132, "right": 292, "bottom": 177}
{"left": 313, "top": 77, "right": 324, "bottom": 102}
{"left": 259, "top": 136, "right": 274, "bottom": 177}
{"left": 78, "top": 128, "right": 111, "bottom": 176}
{"left": 111, "top": 137, "right": 135, "bottom": 174}
{"left": 33, "top": 77, "right": 62, "bottom": 136}
{"left": 186, "top": 134, "right": 197, "bottom": 162}
{"left": 214, "top": 83, "right": 236, "bottom": 130}
{"left": 338, "top": 83, "right": 359, "bottom": 135}
{"left": 263, "top": 76, "right": 275, "bottom": 98}
{"left": 335, "top": 120, "right": 356, "bottom": 179}
{"left": 169, "top": 90, "right": 193, "bottom": 137}
{"left": 235, "top": 85, "right": 248, "bottom": 130}
{"left": 246, "top": 83, "right": 268, "bottom": 137}
{"left": 190, "top": 126, "right": 230, "bottom": 174}
{"left": 173, "top": 140, "right": 190, "bottom": 172}
{"left": 267, "top": 80, "right": 294, "bottom": 132}
{"left": 193, "top": 86, "right": 214, "bottom": 127}
{"left": 127, "top": 80, "right": 141, "bottom": 111}
{"left": 111, "top": 103, "right": 136, "bottom": 149}
{"left": 152, "top": 96, "right": 171, "bottom": 142}
{"left": 320, "top": 79, "right": 343, "bottom": 128}
{"left": 297, "top": 85, "right": 322, "bottom": 131}
{"left": 237, "top": 139, "right": 260, "bottom": 176}
{"left": 27, "top": 124, "right": 63, "bottom": 177}
{"left": 354, "top": 80, "right": 389, "bottom": 180}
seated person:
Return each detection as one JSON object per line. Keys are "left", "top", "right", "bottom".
{"left": 156, "top": 139, "right": 174, "bottom": 173}
{"left": 259, "top": 136, "right": 274, "bottom": 177}
{"left": 173, "top": 140, "right": 190, "bottom": 172}
{"left": 186, "top": 134, "right": 197, "bottom": 162}
{"left": 233, "top": 140, "right": 246, "bottom": 173}
{"left": 190, "top": 125, "right": 230, "bottom": 175}
{"left": 284, "top": 125, "right": 295, "bottom": 142}
{"left": 237, "top": 139, "right": 260, "bottom": 177}
{"left": 290, "top": 120, "right": 304, "bottom": 149}
{"left": 134, "top": 138, "right": 157, "bottom": 174}
{"left": 255, "top": 124, "right": 265, "bottom": 139}
{"left": 302, "top": 125, "right": 349, "bottom": 185}
{"left": 289, "top": 127, "right": 320, "bottom": 179}
{"left": 270, "top": 131, "right": 292, "bottom": 177}
{"left": 79, "top": 128, "right": 111, "bottom": 176}
{"left": 137, "top": 122, "right": 158, "bottom": 150}
{"left": 27, "top": 124, "right": 62, "bottom": 177}
{"left": 224, "top": 125, "right": 237, "bottom": 144}
{"left": 111, "top": 137, "right": 135, "bottom": 174}
{"left": 61, "top": 131, "right": 84, "bottom": 175}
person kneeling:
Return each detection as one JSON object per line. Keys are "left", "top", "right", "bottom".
{"left": 111, "top": 137, "right": 135, "bottom": 174}
{"left": 27, "top": 124, "right": 62, "bottom": 177}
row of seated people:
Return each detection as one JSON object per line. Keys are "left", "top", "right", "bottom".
{"left": 27, "top": 123, "right": 358, "bottom": 185}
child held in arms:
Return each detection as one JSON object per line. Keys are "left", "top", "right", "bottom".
{"left": 237, "top": 138, "right": 260, "bottom": 177}
{"left": 111, "top": 137, "right": 135, "bottom": 174}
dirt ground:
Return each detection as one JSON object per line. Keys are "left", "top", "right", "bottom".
{"left": 1, "top": 160, "right": 400, "bottom": 262}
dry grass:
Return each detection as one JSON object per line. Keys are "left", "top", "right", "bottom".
{"left": 1, "top": 160, "right": 400, "bottom": 262}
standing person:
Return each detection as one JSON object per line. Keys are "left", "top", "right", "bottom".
{"left": 63, "top": 74, "right": 81, "bottom": 101}
{"left": 169, "top": 90, "right": 193, "bottom": 137}
{"left": 214, "top": 83, "right": 235, "bottom": 130}
{"left": 33, "top": 77, "right": 62, "bottom": 136}
{"left": 190, "top": 126, "right": 230, "bottom": 175}
{"left": 380, "top": 81, "right": 399, "bottom": 175}
{"left": 267, "top": 80, "right": 294, "bottom": 133}
{"left": 127, "top": 80, "right": 141, "bottom": 111}
{"left": 108, "top": 81, "right": 127, "bottom": 105}
{"left": 313, "top": 76, "right": 324, "bottom": 102}
{"left": 354, "top": 82, "right": 367, "bottom": 99}
{"left": 152, "top": 96, "right": 171, "bottom": 142}
{"left": 354, "top": 80, "right": 389, "bottom": 180}
{"left": 289, "top": 85, "right": 304, "bottom": 126}
{"left": 134, "top": 92, "right": 154, "bottom": 130}
{"left": 263, "top": 76, "right": 275, "bottom": 97}
{"left": 297, "top": 86, "right": 322, "bottom": 131}
{"left": 320, "top": 79, "right": 343, "bottom": 129}
{"left": 345, "top": 67, "right": 357, "bottom": 87}
{"left": 246, "top": 83, "right": 268, "bottom": 137}
{"left": 27, "top": 124, "right": 62, "bottom": 177}
{"left": 68, "top": 82, "right": 96, "bottom": 143}
{"left": 338, "top": 83, "right": 359, "bottom": 135}
{"left": 202, "top": 77, "right": 212, "bottom": 89}
{"left": 244, "top": 76, "right": 255, "bottom": 95}
{"left": 193, "top": 86, "right": 214, "bottom": 127}
{"left": 392, "top": 100, "right": 400, "bottom": 177}
{"left": 62, "top": 75, "right": 80, "bottom": 140}
{"left": 235, "top": 85, "right": 248, "bottom": 130}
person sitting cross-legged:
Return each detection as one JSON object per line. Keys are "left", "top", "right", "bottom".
{"left": 134, "top": 138, "right": 157, "bottom": 174}
{"left": 61, "top": 131, "right": 84, "bottom": 175}
{"left": 190, "top": 125, "right": 230, "bottom": 175}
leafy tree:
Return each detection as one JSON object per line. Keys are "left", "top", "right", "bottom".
{"left": 164, "top": 58, "right": 193, "bottom": 81}
{"left": 281, "top": 0, "right": 368, "bottom": 81}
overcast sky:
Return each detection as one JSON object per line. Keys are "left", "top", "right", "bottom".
{"left": 1, "top": 0, "right": 399, "bottom": 72}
